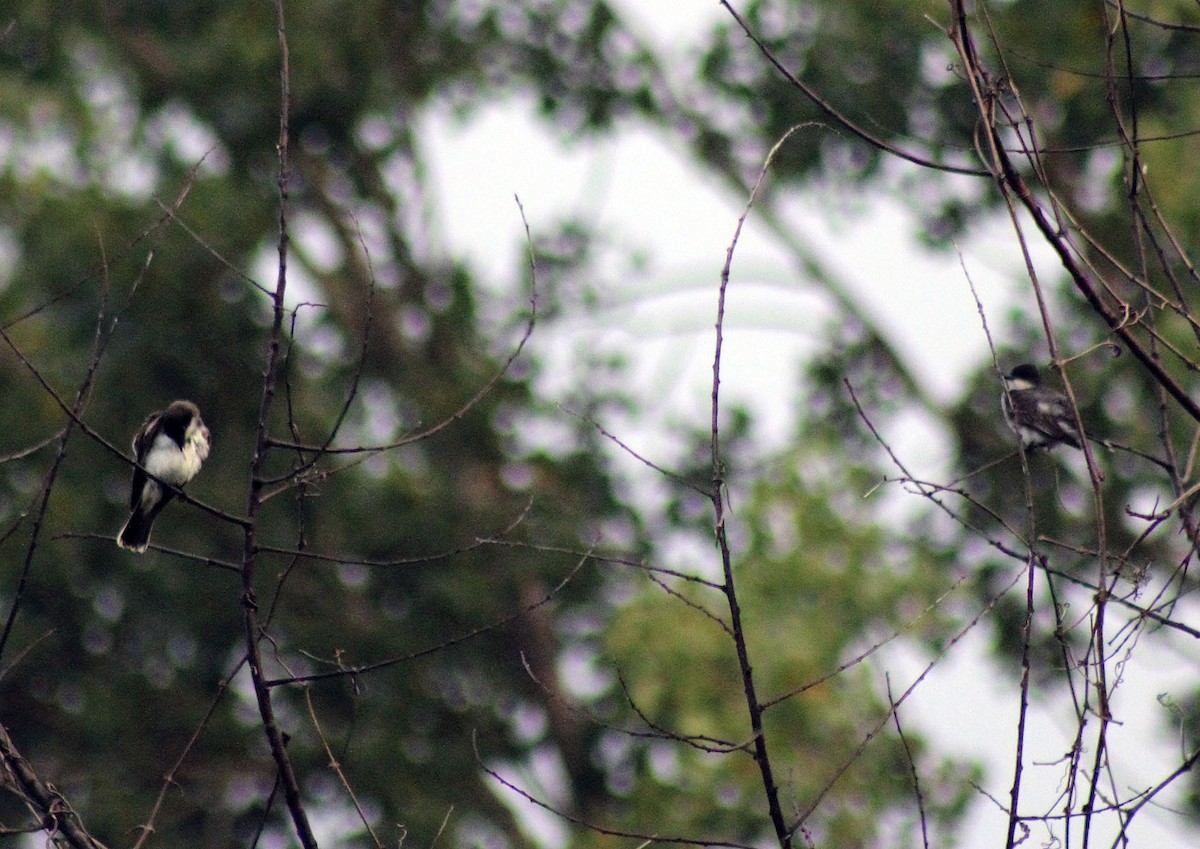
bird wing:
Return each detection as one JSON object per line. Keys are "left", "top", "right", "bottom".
{"left": 129, "top": 411, "right": 161, "bottom": 510}
{"left": 1033, "top": 395, "right": 1082, "bottom": 446}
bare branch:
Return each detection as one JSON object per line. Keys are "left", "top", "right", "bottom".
{"left": 718, "top": 1, "right": 987, "bottom": 177}
{"left": 474, "top": 730, "right": 758, "bottom": 849}
{"left": 0, "top": 721, "right": 108, "bottom": 849}
{"left": 265, "top": 551, "right": 590, "bottom": 688}
{"left": 233, "top": 4, "right": 318, "bottom": 844}
{"left": 709, "top": 124, "right": 800, "bottom": 849}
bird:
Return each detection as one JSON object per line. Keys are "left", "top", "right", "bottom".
{"left": 1000, "top": 363, "right": 1082, "bottom": 451}
{"left": 117, "top": 400, "right": 211, "bottom": 552}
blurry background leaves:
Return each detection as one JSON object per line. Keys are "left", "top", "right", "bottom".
{"left": 3, "top": 1, "right": 1200, "bottom": 847}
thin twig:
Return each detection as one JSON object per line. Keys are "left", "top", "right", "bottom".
{"left": 265, "top": 552, "right": 590, "bottom": 687}
{"left": 473, "top": 731, "right": 758, "bottom": 849}
{"left": 709, "top": 125, "right": 801, "bottom": 849}
{"left": 236, "top": 4, "right": 318, "bottom": 845}
{"left": 886, "top": 675, "right": 931, "bottom": 849}
{"left": 0, "top": 721, "right": 108, "bottom": 849}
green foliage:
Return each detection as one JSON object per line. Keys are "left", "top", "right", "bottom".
{"left": 4, "top": 0, "right": 1200, "bottom": 845}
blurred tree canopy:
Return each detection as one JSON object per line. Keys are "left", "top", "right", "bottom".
{"left": 2, "top": 1, "right": 1200, "bottom": 847}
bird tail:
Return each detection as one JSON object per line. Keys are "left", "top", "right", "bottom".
{"left": 117, "top": 508, "right": 153, "bottom": 553}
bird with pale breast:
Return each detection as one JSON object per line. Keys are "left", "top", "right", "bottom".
{"left": 1000, "top": 363, "right": 1082, "bottom": 452}
{"left": 118, "top": 400, "right": 210, "bottom": 553}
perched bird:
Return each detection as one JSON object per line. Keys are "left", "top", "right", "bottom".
{"left": 1001, "top": 363, "right": 1082, "bottom": 451}
{"left": 117, "top": 400, "right": 211, "bottom": 552}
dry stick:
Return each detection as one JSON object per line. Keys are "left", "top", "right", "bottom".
{"left": 886, "top": 675, "right": 931, "bottom": 849}
{"left": 1038, "top": 561, "right": 1200, "bottom": 640}
{"left": 1142, "top": 299, "right": 1200, "bottom": 572}
{"left": 236, "top": 3, "right": 317, "bottom": 846}
{"left": 266, "top": 195, "right": 539, "bottom": 462}
{"left": 428, "top": 806, "right": 453, "bottom": 849}
{"left": 760, "top": 564, "right": 973, "bottom": 712}
{"left": 961, "top": 211, "right": 1045, "bottom": 847}
{"left": 0, "top": 429, "right": 67, "bottom": 463}
{"left": 252, "top": 500, "right": 539, "bottom": 570}
{"left": 0, "top": 263, "right": 114, "bottom": 664}
{"left": 0, "top": 628, "right": 53, "bottom": 688}
{"left": 642, "top": 570, "right": 733, "bottom": 636}
{"left": 1140, "top": 185, "right": 1200, "bottom": 343}
{"left": 787, "top": 565, "right": 1027, "bottom": 836}
{"left": 264, "top": 208, "right": 379, "bottom": 490}
{"left": 303, "top": 684, "right": 385, "bottom": 848}
{"left": 131, "top": 656, "right": 249, "bottom": 848}
{"left": 567, "top": 409, "right": 709, "bottom": 497}
{"left": 717, "top": 1, "right": 986, "bottom": 178}
{"left": 846, "top": 378, "right": 1088, "bottom": 840}
{"left": 153, "top": 196, "right": 273, "bottom": 297}
{"left": 251, "top": 775, "right": 283, "bottom": 848}
{"left": 1047, "top": 199, "right": 1200, "bottom": 343}
{"left": 262, "top": 309, "right": 535, "bottom": 454}
{"left": 1112, "top": 742, "right": 1200, "bottom": 845}
{"left": 641, "top": 2, "right": 971, "bottom": 419}
{"left": 0, "top": 721, "right": 108, "bottom": 849}
{"left": 612, "top": 669, "right": 744, "bottom": 754}
{"left": 1106, "top": 1, "right": 1200, "bottom": 33}
{"left": 948, "top": 8, "right": 1127, "bottom": 847}
{"left": 1011, "top": 35, "right": 1122, "bottom": 849}
{"left": 1127, "top": 471, "right": 1200, "bottom": 621}
{"left": 1095, "top": 0, "right": 1200, "bottom": 663}
{"left": 1089, "top": 16, "right": 1150, "bottom": 834}
{"left": 846, "top": 380, "right": 1032, "bottom": 562}
{"left": 3, "top": 157, "right": 204, "bottom": 332}
{"left": 264, "top": 553, "right": 590, "bottom": 688}
{"left": 520, "top": 656, "right": 744, "bottom": 755}
{"left": 962, "top": 52, "right": 1200, "bottom": 427}
{"left": 0, "top": 363, "right": 76, "bottom": 665}
{"left": 51, "top": 532, "right": 241, "bottom": 572}
{"left": 482, "top": 537, "right": 727, "bottom": 590}
{"left": 473, "top": 731, "right": 758, "bottom": 849}
{"left": 711, "top": 127, "right": 803, "bottom": 849}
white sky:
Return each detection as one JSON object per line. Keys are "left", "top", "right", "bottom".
{"left": 416, "top": 2, "right": 1199, "bottom": 847}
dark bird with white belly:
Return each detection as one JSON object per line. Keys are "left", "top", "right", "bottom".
{"left": 1001, "top": 364, "right": 1082, "bottom": 451}
{"left": 117, "top": 400, "right": 210, "bottom": 553}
